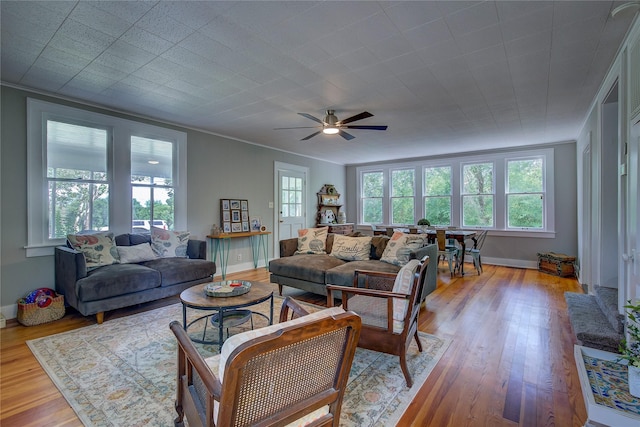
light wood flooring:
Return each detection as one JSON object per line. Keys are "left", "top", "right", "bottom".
{"left": 0, "top": 262, "right": 587, "bottom": 426}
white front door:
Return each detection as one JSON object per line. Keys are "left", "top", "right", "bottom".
{"left": 274, "top": 163, "right": 308, "bottom": 255}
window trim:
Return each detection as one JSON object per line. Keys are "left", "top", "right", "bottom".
{"left": 27, "top": 98, "right": 187, "bottom": 257}
{"left": 356, "top": 148, "right": 555, "bottom": 237}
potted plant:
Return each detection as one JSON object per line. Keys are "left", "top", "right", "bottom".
{"left": 619, "top": 300, "right": 640, "bottom": 397}
{"left": 417, "top": 218, "right": 431, "bottom": 233}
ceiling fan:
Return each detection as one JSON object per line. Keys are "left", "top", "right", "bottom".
{"left": 274, "top": 110, "right": 388, "bottom": 141}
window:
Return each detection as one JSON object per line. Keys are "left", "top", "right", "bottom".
{"left": 281, "top": 176, "right": 302, "bottom": 218}
{"left": 361, "top": 171, "right": 383, "bottom": 223}
{"left": 131, "top": 136, "right": 175, "bottom": 230}
{"left": 424, "top": 166, "right": 451, "bottom": 226}
{"left": 462, "top": 162, "right": 494, "bottom": 227}
{"left": 356, "top": 148, "right": 554, "bottom": 236}
{"left": 390, "top": 169, "right": 414, "bottom": 224}
{"left": 27, "top": 99, "right": 187, "bottom": 256}
{"left": 506, "top": 157, "right": 544, "bottom": 229}
{"left": 46, "top": 120, "right": 110, "bottom": 238}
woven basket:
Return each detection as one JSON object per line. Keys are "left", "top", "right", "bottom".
{"left": 17, "top": 294, "right": 65, "bottom": 326}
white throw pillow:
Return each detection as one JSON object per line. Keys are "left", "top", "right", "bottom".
{"left": 150, "top": 227, "right": 190, "bottom": 258}
{"left": 330, "top": 235, "right": 372, "bottom": 261}
{"left": 117, "top": 243, "right": 158, "bottom": 264}
{"left": 67, "top": 232, "right": 119, "bottom": 269}
{"left": 294, "top": 227, "right": 328, "bottom": 254}
{"left": 380, "top": 232, "right": 427, "bottom": 266}
{"left": 391, "top": 259, "right": 421, "bottom": 324}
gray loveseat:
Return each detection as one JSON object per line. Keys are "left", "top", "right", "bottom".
{"left": 269, "top": 234, "right": 438, "bottom": 303}
{"left": 55, "top": 233, "right": 216, "bottom": 323}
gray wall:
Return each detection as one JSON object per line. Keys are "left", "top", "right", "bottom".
{"left": 345, "top": 142, "right": 578, "bottom": 267}
{"left": 0, "top": 86, "right": 345, "bottom": 313}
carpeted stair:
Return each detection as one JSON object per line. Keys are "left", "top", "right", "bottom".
{"left": 565, "top": 285, "right": 624, "bottom": 353}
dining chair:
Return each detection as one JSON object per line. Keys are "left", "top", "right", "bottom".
{"left": 436, "top": 229, "right": 458, "bottom": 276}
{"left": 464, "top": 229, "right": 488, "bottom": 275}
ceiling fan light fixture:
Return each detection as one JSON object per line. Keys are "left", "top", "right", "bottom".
{"left": 323, "top": 126, "right": 339, "bottom": 135}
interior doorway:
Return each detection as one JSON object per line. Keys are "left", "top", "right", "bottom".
{"left": 273, "top": 162, "right": 308, "bottom": 256}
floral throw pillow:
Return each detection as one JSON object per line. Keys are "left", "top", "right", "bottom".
{"left": 380, "top": 232, "right": 427, "bottom": 266}
{"left": 295, "top": 227, "right": 328, "bottom": 254}
{"left": 330, "top": 235, "right": 372, "bottom": 261}
{"left": 151, "top": 227, "right": 190, "bottom": 258}
{"left": 67, "top": 232, "right": 119, "bottom": 269}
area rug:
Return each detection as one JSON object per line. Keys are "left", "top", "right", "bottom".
{"left": 27, "top": 297, "right": 449, "bottom": 426}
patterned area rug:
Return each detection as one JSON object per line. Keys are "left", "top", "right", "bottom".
{"left": 27, "top": 297, "right": 449, "bottom": 426}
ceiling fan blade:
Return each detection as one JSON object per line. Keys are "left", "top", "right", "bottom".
{"left": 298, "top": 113, "right": 324, "bottom": 124}
{"left": 338, "top": 111, "right": 373, "bottom": 125}
{"left": 343, "top": 125, "right": 388, "bottom": 130}
{"left": 301, "top": 130, "right": 323, "bottom": 141}
{"left": 273, "top": 126, "right": 320, "bottom": 130}
{"left": 338, "top": 130, "right": 355, "bottom": 140}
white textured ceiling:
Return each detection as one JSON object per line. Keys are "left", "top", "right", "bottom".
{"left": 1, "top": 1, "right": 636, "bottom": 164}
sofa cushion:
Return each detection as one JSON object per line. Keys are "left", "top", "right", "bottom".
{"left": 151, "top": 227, "right": 190, "bottom": 258}
{"left": 269, "top": 254, "right": 346, "bottom": 284}
{"left": 295, "top": 227, "right": 329, "bottom": 254}
{"left": 330, "top": 235, "right": 372, "bottom": 261}
{"left": 77, "top": 263, "right": 161, "bottom": 302}
{"left": 380, "top": 232, "right": 427, "bottom": 266}
{"left": 370, "top": 236, "right": 390, "bottom": 260}
{"left": 67, "top": 232, "right": 119, "bottom": 269}
{"left": 114, "top": 233, "right": 152, "bottom": 246}
{"left": 140, "top": 258, "right": 215, "bottom": 287}
{"left": 325, "top": 259, "right": 401, "bottom": 288}
{"left": 117, "top": 243, "right": 158, "bottom": 264}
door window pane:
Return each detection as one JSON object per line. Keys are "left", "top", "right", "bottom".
{"left": 281, "top": 176, "right": 302, "bottom": 218}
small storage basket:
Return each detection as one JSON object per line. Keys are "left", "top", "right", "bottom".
{"left": 17, "top": 294, "right": 65, "bottom": 326}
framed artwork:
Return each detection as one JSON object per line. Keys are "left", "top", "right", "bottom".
{"left": 250, "top": 216, "right": 262, "bottom": 231}
{"left": 221, "top": 199, "right": 249, "bottom": 233}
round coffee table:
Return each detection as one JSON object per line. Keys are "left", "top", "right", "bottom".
{"left": 180, "top": 281, "right": 274, "bottom": 349}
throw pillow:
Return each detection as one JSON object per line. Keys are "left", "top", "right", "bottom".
{"left": 151, "top": 227, "right": 190, "bottom": 258}
{"left": 330, "top": 235, "right": 372, "bottom": 261}
{"left": 380, "top": 232, "right": 427, "bottom": 266}
{"left": 67, "top": 232, "right": 119, "bottom": 269}
{"left": 392, "top": 259, "right": 421, "bottom": 324}
{"left": 117, "top": 243, "right": 158, "bottom": 264}
{"left": 295, "top": 227, "right": 328, "bottom": 254}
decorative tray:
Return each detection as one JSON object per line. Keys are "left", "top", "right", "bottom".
{"left": 204, "top": 280, "right": 251, "bottom": 297}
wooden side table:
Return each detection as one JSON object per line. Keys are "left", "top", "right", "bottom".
{"left": 207, "top": 231, "right": 270, "bottom": 279}
{"left": 574, "top": 345, "right": 640, "bottom": 426}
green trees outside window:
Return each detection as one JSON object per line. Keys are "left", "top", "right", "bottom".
{"left": 391, "top": 169, "right": 414, "bottom": 224}
{"left": 424, "top": 166, "right": 451, "bottom": 226}
{"left": 507, "top": 158, "right": 543, "bottom": 228}
{"left": 462, "top": 162, "right": 494, "bottom": 227}
{"left": 362, "top": 171, "right": 383, "bottom": 223}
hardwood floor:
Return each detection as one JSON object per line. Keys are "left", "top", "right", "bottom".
{"left": 0, "top": 263, "right": 587, "bottom": 426}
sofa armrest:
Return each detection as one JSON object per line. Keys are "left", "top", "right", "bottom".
{"left": 279, "top": 238, "right": 298, "bottom": 257}
{"left": 187, "top": 239, "right": 207, "bottom": 259}
{"left": 55, "top": 246, "right": 87, "bottom": 307}
{"left": 409, "top": 244, "right": 437, "bottom": 302}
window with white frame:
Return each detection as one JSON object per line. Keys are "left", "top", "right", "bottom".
{"left": 356, "top": 148, "right": 554, "bottom": 236}
{"left": 390, "top": 168, "right": 415, "bottom": 224}
{"left": 361, "top": 171, "right": 384, "bottom": 223}
{"left": 424, "top": 166, "right": 452, "bottom": 226}
{"left": 27, "top": 99, "right": 187, "bottom": 256}
{"left": 461, "top": 162, "right": 494, "bottom": 227}
{"left": 281, "top": 175, "right": 303, "bottom": 218}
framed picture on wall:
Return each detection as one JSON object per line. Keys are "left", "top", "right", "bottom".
{"left": 221, "top": 199, "right": 249, "bottom": 233}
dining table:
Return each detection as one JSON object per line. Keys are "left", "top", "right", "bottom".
{"left": 377, "top": 226, "right": 477, "bottom": 276}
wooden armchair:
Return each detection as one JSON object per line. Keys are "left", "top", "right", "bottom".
{"left": 170, "top": 297, "right": 361, "bottom": 427}
{"left": 326, "top": 256, "right": 429, "bottom": 387}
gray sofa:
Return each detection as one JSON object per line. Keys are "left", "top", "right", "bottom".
{"left": 55, "top": 233, "right": 216, "bottom": 323}
{"left": 269, "top": 234, "right": 438, "bottom": 303}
